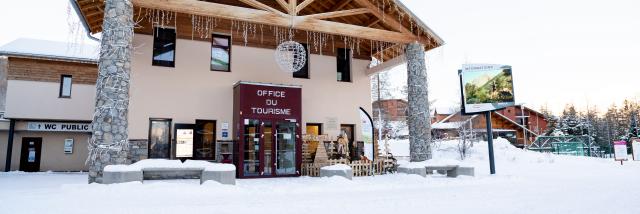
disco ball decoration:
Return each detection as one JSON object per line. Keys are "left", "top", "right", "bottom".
{"left": 275, "top": 40, "right": 307, "bottom": 73}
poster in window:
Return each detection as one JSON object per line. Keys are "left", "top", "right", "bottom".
{"left": 64, "top": 139, "right": 74, "bottom": 154}
{"left": 176, "top": 129, "right": 194, "bottom": 158}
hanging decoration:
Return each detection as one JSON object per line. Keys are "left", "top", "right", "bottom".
{"left": 275, "top": 38, "right": 307, "bottom": 73}
{"left": 275, "top": 16, "right": 306, "bottom": 73}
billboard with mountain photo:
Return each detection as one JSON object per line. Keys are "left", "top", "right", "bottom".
{"left": 459, "top": 64, "right": 515, "bottom": 114}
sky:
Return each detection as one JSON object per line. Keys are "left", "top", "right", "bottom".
{"left": 1, "top": 0, "right": 639, "bottom": 114}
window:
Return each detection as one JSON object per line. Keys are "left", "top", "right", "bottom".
{"left": 59, "top": 75, "right": 72, "bottom": 98}
{"left": 194, "top": 120, "right": 217, "bottom": 160}
{"left": 211, "top": 34, "right": 231, "bottom": 72}
{"left": 293, "top": 43, "right": 310, "bottom": 78}
{"left": 337, "top": 48, "right": 351, "bottom": 82}
{"left": 148, "top": 118, "right": 172, "bottom": 159}
{"left": 152, "top": 27, "right": 176, "bottom": 67}
{"left": 306, "top": 123, "right": 322, "bottom": 161}
{"left": 306, "top": 123, "right": 322, "bottom": 136}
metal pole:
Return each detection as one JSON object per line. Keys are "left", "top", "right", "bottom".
{"left": 485, "top": 111, "right": 496, "bottom": 174}
{"left": 4, "top": 119, "right": 15, "bottom": 172}
{"left": 521, "top": 105, "right": 527, "bottom": 148}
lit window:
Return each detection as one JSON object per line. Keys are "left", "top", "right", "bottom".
{"left": 152, "top": 27, "right": 176, "bottom": 67}
{"left": 211, "top": 34, "right": 231, "bottom": 72}
{"left": 59, "top": 75, "right": 72, "bottom": 98}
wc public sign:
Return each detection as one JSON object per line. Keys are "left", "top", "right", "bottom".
{"left": 27, "top": 122, "right": 91, "bottom": 132}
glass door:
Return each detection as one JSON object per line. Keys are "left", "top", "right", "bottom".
{"left": 275, "top": 121, "right": 297, "bottom": 175}
{"left": 243, "top": 119, "right": 260, "bottom": 176}
{"left": 262, "top": 121, "right": 274, "bottom": 176}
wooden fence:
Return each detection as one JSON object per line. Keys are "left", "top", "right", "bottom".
{"left": 301, "top": 158, "right": 396, "bottom": 177}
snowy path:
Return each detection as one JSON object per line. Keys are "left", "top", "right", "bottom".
{"left": 1, "top": 139, "right": 639, "bottom": 214}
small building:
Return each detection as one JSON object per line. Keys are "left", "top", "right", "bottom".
{"left": 372, "top": 99, "right": 408, "bottom": 122}
{"left": 3, "top": 0, "right": 444, "bottom": 176}
{"left": 0, "top": 39, "right": 98, "bottom": 172}
{"left": 432, "top": 105, "right": 548, "bottom": 147}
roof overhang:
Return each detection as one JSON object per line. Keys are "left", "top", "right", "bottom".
{"left": 73, "top": 0, "right": 444, "bottom": 61}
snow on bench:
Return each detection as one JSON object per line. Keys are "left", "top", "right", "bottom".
{"left": 103, "top": 159, "right": 236, "bottom": 185}
{"left": 320, "top": 164, "right": 353, "bottom": 180}
{"left": 398, "top": 160, "right": 474, "bottom": 178}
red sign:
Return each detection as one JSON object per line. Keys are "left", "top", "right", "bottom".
{"left": 235, "top": 82, "right": 301, "bottom": 120}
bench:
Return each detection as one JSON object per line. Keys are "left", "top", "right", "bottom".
{"left": 103, "top": 159, "right": 236, "bottom": 185}
{"left": 398, "top": 162, "right": 474, "bottom": 178}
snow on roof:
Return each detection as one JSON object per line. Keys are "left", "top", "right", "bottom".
{"left": 0, "top": 38, "right": 98, "bottom": 63}
{"left": 431, "top": 121, "right": 466, "bottom": 130}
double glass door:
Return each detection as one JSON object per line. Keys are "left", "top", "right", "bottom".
{"left": 243, "top": 119, "right": 297, "bottom": 177}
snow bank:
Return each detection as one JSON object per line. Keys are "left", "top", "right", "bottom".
{"left": 321, "top": 164, "right": 352, "bottom": 171}
{"left": 183, "top": 160, "right": 236, "bottom": 171}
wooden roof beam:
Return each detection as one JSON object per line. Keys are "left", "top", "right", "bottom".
{"left": 296, "top": 0, "right": 316, "bottom": 14}
{"left": 132, "top": 0, "right": 416, "bottom": 43}
{"left": 353, "top": 0, "right": 411, "bottom": 34}
{"left": 303, "top": 8, "right": 370, "bottom": 20}
{"left": 275, "top": 0, "right": 290, "bottom": 13}
{"left": 366, "top": 18, "right": 380, "bottom": 27}
{"left": 366, "top": 54, "right": 406, "bottom": 76}
{"left": 238, "top": 0, "right": 287, "bottom": 16}
{"left": 289, "top": 0, "right": 297, "bottom": 16}
{"left": 330, "top": 0, "right": 354, "bottom": 11}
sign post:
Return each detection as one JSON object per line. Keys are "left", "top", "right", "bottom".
{"left": 459, "top": 64, "right": 515, "bottom": 175}
{"left": 613, "top": 141, "right": 628, "bottom": 165}
{"left": 486, "top": 111, "right": 496, "bottom": 174}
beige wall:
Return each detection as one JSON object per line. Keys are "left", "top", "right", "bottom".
{"left": 5, "top": 80, "right": 95, "bottom": 120}
{"left": 130, "top": 34, "right": 372, "bottom": 141}
{"left": 0, "top": 125, "right": 90, "bottom": 172}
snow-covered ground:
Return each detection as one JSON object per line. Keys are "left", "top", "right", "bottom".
{"left": 2, "top": 138, "right": 640, "bottom": 214}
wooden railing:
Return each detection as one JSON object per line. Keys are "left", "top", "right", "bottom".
{"left": 301, "top": 158, "right": 397, "bottom": 177}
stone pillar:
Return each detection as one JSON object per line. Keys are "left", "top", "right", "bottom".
{"left": 88, "top": 0, "right": 134, "bottom": 183}
{"left": 405, "top": 42, "right": 432, "bottom": 162}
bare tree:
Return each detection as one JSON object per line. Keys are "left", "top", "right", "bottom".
{"left": 456, "top": 120, "right": 476, "bottom": 160}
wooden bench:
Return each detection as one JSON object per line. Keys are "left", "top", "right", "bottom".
{"left": 103, "top": 159, "right": 236, "bottom": 185}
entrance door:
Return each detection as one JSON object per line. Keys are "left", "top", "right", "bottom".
{"left": 241, "top": 119, "right": 298, "bottom": 177}
{"left": 20, "top": 138, "right": 42, "bottom": 172}
{"left": 275, "top": 121, "right": 296, "bottom": 175}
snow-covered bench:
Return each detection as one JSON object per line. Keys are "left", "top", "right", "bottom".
{"left": 320, "top": 164, "right": 353, "bottom": 180}
{"left": 103, "top": 159, "right": 236, "bottom": 185}
{"left": 398, "top": 161, "right": 474, "bottom": 178}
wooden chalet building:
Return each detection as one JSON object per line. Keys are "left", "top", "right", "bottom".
{"left": 2, "top": 0, "right": 443, "bottom": 180}
{"left": 372, "top": 99, "right": 408, "bottom": 122}
{"left": 432, "top": 105, "right": 548, "bottom": 148}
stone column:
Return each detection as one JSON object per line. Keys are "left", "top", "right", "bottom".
{"left": 88, "top": 0, "right": 134, "bottom": 183}
{"left": 405, "top": 42, "right": 432, "bottom": 162}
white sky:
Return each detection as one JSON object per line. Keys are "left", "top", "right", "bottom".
{"left": 1, "top": 0, "right": 639, "bottom": 114}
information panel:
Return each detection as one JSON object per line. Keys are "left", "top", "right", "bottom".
{"left": 459, "top": 64, "right": 515, "bottom": 114}
{"left": 613, "top": 141, "right": 628, "bottom": 161}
